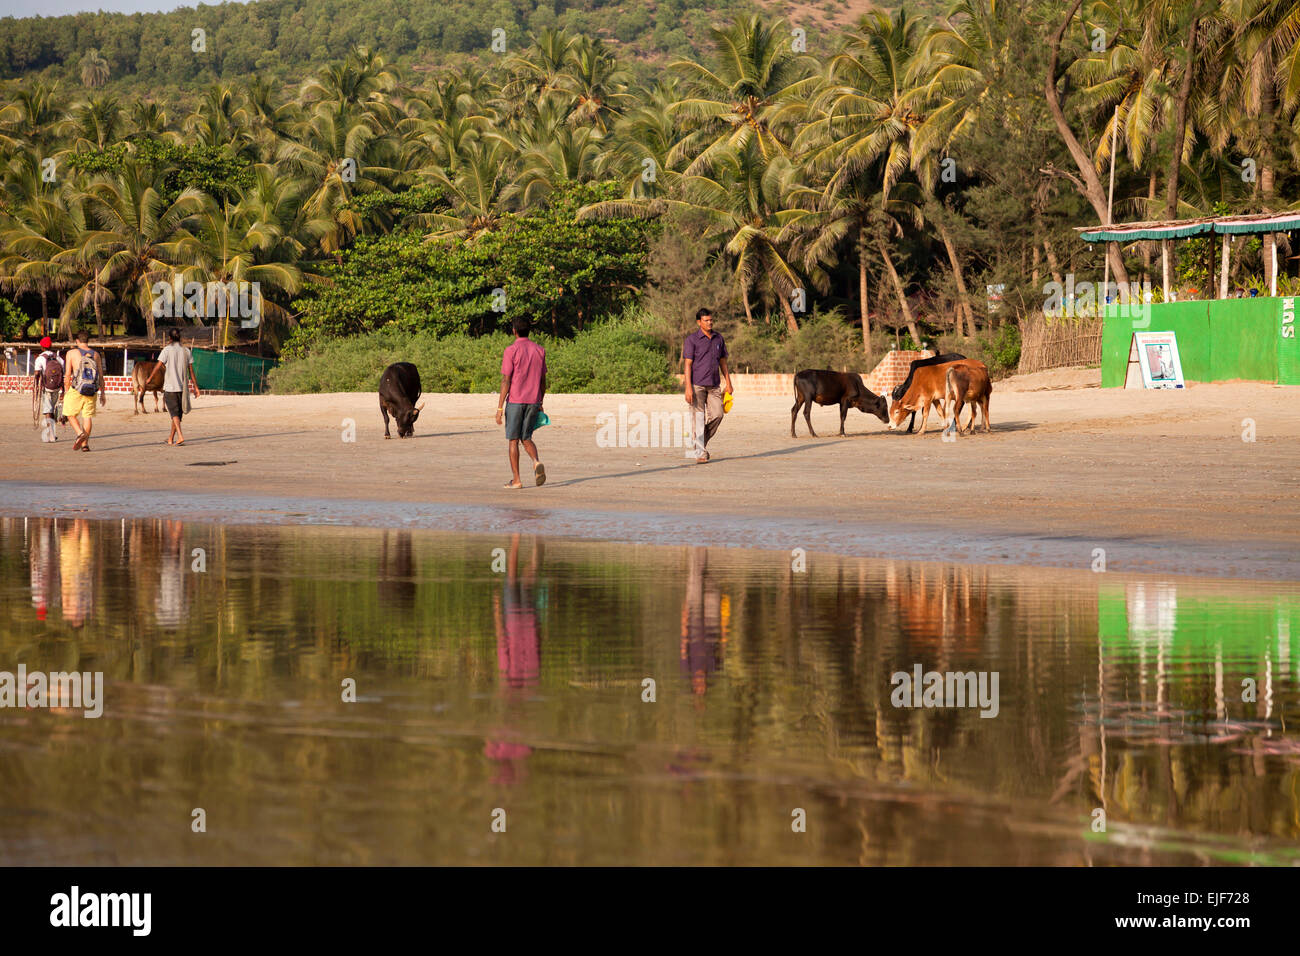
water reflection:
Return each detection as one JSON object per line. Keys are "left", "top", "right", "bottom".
{"left": 487, "top": 534, "right": 542, "bottom": 786}
{"left": 0, "top": 516, "right": 1297, "bottom": 865}
{"left": 680, "top": 547, "right": 725, "bottom": 699}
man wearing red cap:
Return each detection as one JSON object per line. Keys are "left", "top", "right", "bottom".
{"left": 31, "top": 336, "right": 65, "bottom": 443}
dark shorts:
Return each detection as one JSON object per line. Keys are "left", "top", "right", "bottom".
{"left": 164, "top": 390, "right": 183, "bottom": 420}
{"left": 504, "top": 402, "right": 540, "bottom": 441}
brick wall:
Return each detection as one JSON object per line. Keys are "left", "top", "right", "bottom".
{"left": 1, "top": 375, "right": 134, "bottom": 394}
{"left": 864, "top": 351, "right": 933, "bottom": 396}
{"left": 674, "top": 372, "right": 794, "bottom": 396}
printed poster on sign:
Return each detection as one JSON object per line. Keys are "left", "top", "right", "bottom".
{"left": 1133, "top": 331, "right": 1184, "bottom": 389}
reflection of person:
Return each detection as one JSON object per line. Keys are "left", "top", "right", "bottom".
{"left": 29, "top": 518, "right": 62, "bottom": 620}
{"left": 680, "top": 547, "right": 725, "bottom": 698}
{"left": 486, "top": 533, "right": 543, "bottom": 785}
{"left": 494, "top": 534, "right": 541, "bottom": 688}
{"left": 58, "top": 519, "right": 94, "bottom": 627}
{"left": 155, "top": 519, "right": 188, "bottom": 628}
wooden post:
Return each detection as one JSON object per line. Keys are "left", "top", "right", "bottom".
{"left": 1161, "top": 239, "right": 1171, "bottom": 299}
{"left": 1271, "top": 235, "right": 1278, "bottom": 296}
{"left": 1103, "top": 107, "right": 1118, "bottom": 308}
{"left": 1219, "top": 234, "right": 1230, "bottom": 299}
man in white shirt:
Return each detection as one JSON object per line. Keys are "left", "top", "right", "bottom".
{"left": 31, "top": 336, "right": 65, "bottom": 443}
{"left": 157, "top": 328, "right": 201, "bottom": 446}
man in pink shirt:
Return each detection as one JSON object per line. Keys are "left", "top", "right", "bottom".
{"left": 495, "top": 316, "right": 547, "bottom": 488}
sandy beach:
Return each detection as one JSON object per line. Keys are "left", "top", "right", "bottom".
{"left": 3, "top": 367, "right": 1299, "bottom": 578}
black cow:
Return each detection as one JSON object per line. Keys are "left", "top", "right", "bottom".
{"left": 379, "top": 362, "right": 424, "bottom": 438}
{"left": 792, "top": 369, "right": 889, "bottom": 437}
{"left": 891, "top": 352, "right": 967, "bottom": 434}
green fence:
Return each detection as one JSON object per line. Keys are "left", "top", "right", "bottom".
{"left": 192, "top": 348, "right": 278, "bottom": 394}
{"left": 1102, "top": 297, "right": 1295, "bottom": 386}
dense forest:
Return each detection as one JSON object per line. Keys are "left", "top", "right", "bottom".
{"left": 1, "top": 0, "right": 1298, "bottom": 374}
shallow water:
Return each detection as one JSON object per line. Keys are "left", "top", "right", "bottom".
{"left": 1, "top": 516, "right": 1297, "bottom": 865}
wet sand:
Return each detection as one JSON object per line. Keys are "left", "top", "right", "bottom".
{"left": 3, "top": 368, "right": 1299, "bottom": 579}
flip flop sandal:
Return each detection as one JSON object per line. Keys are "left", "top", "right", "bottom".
{"left": 72, "top": 434, "right": 85, "bottom": 450}
{"left": 534, "top": 462, "right": 546, "bottom": 486}
{"left": 504, "top": 481, "right": 523, "bottom": 489}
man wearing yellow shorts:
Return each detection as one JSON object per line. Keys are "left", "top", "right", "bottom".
{"left": 62, "top": 329, "right": 106, "bottom": 451}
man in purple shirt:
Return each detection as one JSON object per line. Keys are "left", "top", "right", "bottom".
{"left": 495, "top": 316, "right": 547, "bottom": 488}
{"left": 683, "top": 307, "right": 734, "bottom": 463}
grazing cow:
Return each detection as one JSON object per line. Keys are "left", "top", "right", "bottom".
{"left": 943, "top": 363, "right": 992, "bottom": 435}
{"left": 887, "top": 359, "right": 987, "bottom": 435}
{"left": 379, "top": 362, "right": 424, "bottom": 438}
{"left": 131, "top": 360, "right": 166, "bottom": 415}
{"left": 791, "top": 369, "right": 889, "bottom": 437}
{"left": 892, "top": 352, "right": 967, "bottom": 434}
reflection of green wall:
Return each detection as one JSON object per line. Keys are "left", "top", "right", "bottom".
{"left": 1102, "top": 298, "right": 1285, "bottom": 387}
{"left": 1098, "top": 583, "right": 1300, "bottom": 659}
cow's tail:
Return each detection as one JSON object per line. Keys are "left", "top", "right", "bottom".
{"left": 943, "top": 366, "right": 959, "bottom": 434}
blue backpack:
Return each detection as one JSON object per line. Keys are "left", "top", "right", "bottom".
{"left": 75, "top": 348, "right": 99, "bottom": 396}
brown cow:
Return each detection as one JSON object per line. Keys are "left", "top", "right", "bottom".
{"left": 942, "top": 363, "right": 992, "bottom": 435}
{"left": 887, "top": 359, "right": 987, "bottom": 435}
{"left": 131, "top": 360, "right": 166, "bottom": 414}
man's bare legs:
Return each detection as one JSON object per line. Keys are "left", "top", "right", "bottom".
{"left": 507, "top": 438, "right": 541, "bottom": 488}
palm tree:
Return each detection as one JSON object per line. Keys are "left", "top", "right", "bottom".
{"left": 68, "top": 95, "right": 123, "bottom": 151}
{"left": 558, "top": 36, "right": 632, "bottom": 132}
{"left": 182, "top": 200, "right": 304, "bottom": 346}
{"left": 184, "top": 86, "right": 253, "bottom": 154}
{"left": 277, "top": 101, "right": 397, "bottom": 255}
{"left": 583, "top": 141, "right": 808, "bottom": 331}
{"left": 504, "top": 28, "right": 580, "bottom": 108}
{"left": 66, "top": 163, "right": 205, "bottom": 337}
{"left": 0, "top": 184, "right": 87, "bottom": 335}
{"left": 79, "top": 49, "right": 110, "bottom": 90}
{"left": 668, "top": 14, "right": 817, "bottom": 176}
{"left": 420, "top": 137, "right": 514, "bottom": 240}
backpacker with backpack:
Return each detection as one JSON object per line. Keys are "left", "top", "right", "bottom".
{"left": 40, "top": 351, "right": 63, "bottom": 392}
{"left": 75, "top": 347, "right": 99, "bottom": 396}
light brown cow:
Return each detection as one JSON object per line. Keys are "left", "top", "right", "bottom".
{"left": 942, "top": 362, "right": 992, "bottom": 435}
{"left": 887, "top": 359, "right": 987, "bottom": 435}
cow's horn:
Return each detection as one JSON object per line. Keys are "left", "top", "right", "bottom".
{"left": 415, "top": 401, "right": 425, "bottom": 411}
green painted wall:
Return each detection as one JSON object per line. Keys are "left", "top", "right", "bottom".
{"left": 1101, "top": 301, "right": 1209, "bottom": 387}
{"left": 1103, "top": 297, "right": 1286, "bottom": 387}
{"left": 1280, "top": 296, "right": 1300, "bottom": 385}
